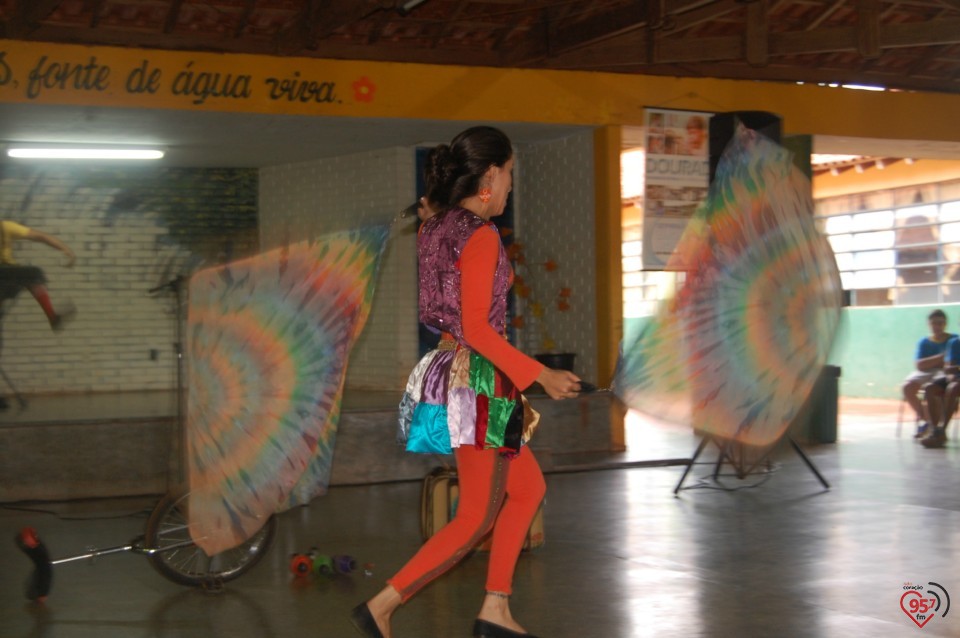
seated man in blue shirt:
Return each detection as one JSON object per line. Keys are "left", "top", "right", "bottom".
{"left": 921, "top": 333, "right": 959, "bottom": 449}
{"left": 903, "top": 309, "right": 953, "bottom": 437}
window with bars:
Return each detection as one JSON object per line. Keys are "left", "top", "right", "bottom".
{"left": 621, "top": 220, "right": 682, "bottom": 318}
{"left": 621, "top": 167, "right": 960, "bottom": 314}
{"left": 816, "top": 180, "right": 960, "bottom": 306}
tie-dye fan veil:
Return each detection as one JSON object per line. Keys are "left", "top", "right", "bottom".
{"left": 615, "top": 125, "right": 842, "bottom": 449}
{"left": 186, "top": 225, "right": 388, "bottom": 556}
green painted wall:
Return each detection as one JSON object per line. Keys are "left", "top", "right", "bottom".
{"left": 828, "top": 304, "right": 960, "bottom": 399}
{"left": 624, "top": 303, "right": 960, "bottom": 400}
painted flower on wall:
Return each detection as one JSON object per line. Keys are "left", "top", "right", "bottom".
{"left": 352, "top": 77, "right": 376, "bottom": 103}
{"left": 507, "top": 240, "right": 572, "bottom": 353}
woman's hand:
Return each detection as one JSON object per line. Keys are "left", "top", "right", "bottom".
{"left": 536, "top": 367, "right": 582, "bottom": 400}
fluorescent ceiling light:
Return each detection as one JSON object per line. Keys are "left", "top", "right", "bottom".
{"left": 841, "top": 84, "right": 885, "bottom": 92}
{"left": 7, "top": 148, "right": 164, "bottom": 160}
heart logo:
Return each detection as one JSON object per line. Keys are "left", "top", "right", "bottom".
{"left": 901, "top": 591, "right": 935, "bottom": 628}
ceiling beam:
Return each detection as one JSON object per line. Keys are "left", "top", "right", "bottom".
{"left": 538, "top": 30, "right": 647, "bottom": 69}
{"left": 304, "top": 40, "right": 503, "bottom": 67}
{"left": 275, "top": 0, "right": 317, "bottom": 55}
{"left": 645, "top": 0, "right": 660, "bottom": 64}
{"left": 656, "top": 35, "right": 741, "bottom": 63}
{"left": 84, "top": 0, "right": 104, "bottom": 29}
{"left": 770, "top": 25, "right": 857, "bottom": 55}
{"left": 234, "top": 0, "right": 257, "bottom": 38}
{"left": 936, "top": 0, "right": 960, "bottom": 11}
{"left": 492, "top": 0, "right": 553, "bottom": 51}
{"left": 666, "top": 0, "right": 720, "bottom": 12}
{"left": 652, "top": 17, "right": 960, "bottom": 66}
{"left": 551, "top": 0, "right": 648, "bottom": 52}
{"left": 277, "top": 0, "right": 381, "bottom": 54}
{"left": 880, "top": 17, "right": 960, "bottom": 47}
{"left": 366, "top": 10, "right": 393, "bottom": 45}
{"left": 432, "top": 2, "right": 467, "bottom": 47}
{"left": 504, "top": 0, "right": 648, "bottom": 64}
{"left": 745, "top": 0, "right": 769, "bottom": 66}
{"left": 766, "top": 17, "right": 960, "bottom": 57}
{"left": 532, "top": 1, "right": 575, "bottom": 56}
{"left": 28, "top": 23, "right": 502, "bottom": 67}
{"left": 806, "top": 0, "right": 845, "bottom": 31}
{"left": 3, "top": 0, "right": 63, "bottom": 38}
{"left": 663, "top": 0, "right": 742, "bottom": 35}
{"left": 30, "top": 25, "right": 278, "bottom": 54}
{"left": 857, "top": 0, "right": 880, "bottom": 59}
{"left": 164, "top": 0, "right": 184, "bottom": 35}
{"left": 611, "top": 60, "right": 960, "bottom": 94}
{"left": 312, "top": 0, "right": 385, "bottom": 40}
{"left": 906, "top": 44, "right": 949, "bottom": 76}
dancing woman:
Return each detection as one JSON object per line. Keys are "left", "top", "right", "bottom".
{"left": 351, "top": 126, "right": 582, "bottom": 638}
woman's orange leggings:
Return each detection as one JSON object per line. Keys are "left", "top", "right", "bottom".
{"left": 388, "top": 444, "right": 546, "bottom": 601}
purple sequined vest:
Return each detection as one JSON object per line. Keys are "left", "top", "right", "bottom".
{"left": 418, "top": 207, "right": 512, "bottom": 346}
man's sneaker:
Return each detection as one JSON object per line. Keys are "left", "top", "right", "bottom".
{"left": 915, "top": 422, "right": 930, "bottom": 439}
{"left": 50, "top": 302, "right": 76, "bottom": 332}
{"left": 921, "top": 427, "right": 947, "bottom": 449}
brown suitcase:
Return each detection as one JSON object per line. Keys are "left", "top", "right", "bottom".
{"left": 420, "top": 466, "right": 460, "bottom": 541}
{"left": 420, "top": 466, "right": 544, "bottom": 551}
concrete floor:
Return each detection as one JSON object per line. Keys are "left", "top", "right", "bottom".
{"left": 1, "top": 399, "right": 959, "bottom": 638}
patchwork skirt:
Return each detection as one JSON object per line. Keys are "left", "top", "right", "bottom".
{"left": 397, "top": 342, "right": 540, "bottom": 456}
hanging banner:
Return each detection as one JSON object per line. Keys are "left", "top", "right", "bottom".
{"left": 642, "top": 107, "right": 713, "bottom": 269}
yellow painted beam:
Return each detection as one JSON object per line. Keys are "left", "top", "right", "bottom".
{"left": 593, "top": 125, "right": 623, "bottom": 388}
{"left": 592, "top": 125, "right": 626, "bottom": 451}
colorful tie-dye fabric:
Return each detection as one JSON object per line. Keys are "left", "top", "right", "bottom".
{"left": 615, "top": 126, "right": 842, "bottom": 447}
{"left": 186, "top": 225, "right": 388, "bottom": 556}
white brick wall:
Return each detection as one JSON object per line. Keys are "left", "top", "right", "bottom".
{"left": 259, "top": 147, "right": 420, "bottom": 391}
{"left": 0, "top": 169, "right": 258, "bottom": 394}
{"left": 0, "top": 166, "right": 256, "bottom": 394}
{"left": 514, "top": 131, "right": 599, "bottom": 382}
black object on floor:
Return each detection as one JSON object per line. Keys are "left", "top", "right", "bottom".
{"left": 349, "top": 603, "right": 385, "bottom": 638}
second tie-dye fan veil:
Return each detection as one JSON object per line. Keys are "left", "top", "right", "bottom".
{"left": 186, "top": 225, "right": 388, "bottom": 555}
{"left": 615, "top": 125, "right": 842, "bottom": 448}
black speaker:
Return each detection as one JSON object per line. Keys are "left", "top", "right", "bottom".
{"left": 708, "top": 111, "right": 783, "bottom": 183}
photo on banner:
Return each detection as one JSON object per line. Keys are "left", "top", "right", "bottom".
{"left": 642, "top": 108, "right": 713, "bottom": 270}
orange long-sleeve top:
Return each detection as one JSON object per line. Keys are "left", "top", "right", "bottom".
{"left": 455, "top": 225, "right": 544, "bottom": 391}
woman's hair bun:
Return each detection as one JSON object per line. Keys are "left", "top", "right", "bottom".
{"left": 427, "top": 145, "right": 454, "bottom": 184}
{"left": 424, "top": 144, "right": 456, "bottom": 206}
{"left": 423, "top": 127, "right": 512, "bottom": 210}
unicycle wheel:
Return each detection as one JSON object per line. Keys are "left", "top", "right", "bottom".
{"left": 144, "top": 487, "right": 277, "bottom": 587}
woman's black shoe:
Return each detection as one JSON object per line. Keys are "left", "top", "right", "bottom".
{"left": 473, "top": 618, "right": 539, "bottom": 638}
{"left": 350, "top": 603, "right": 385, "bottom": 638}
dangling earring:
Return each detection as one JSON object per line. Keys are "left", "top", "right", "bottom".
{"left": 479, "top": 187, "right": 492, "bottom": 204}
